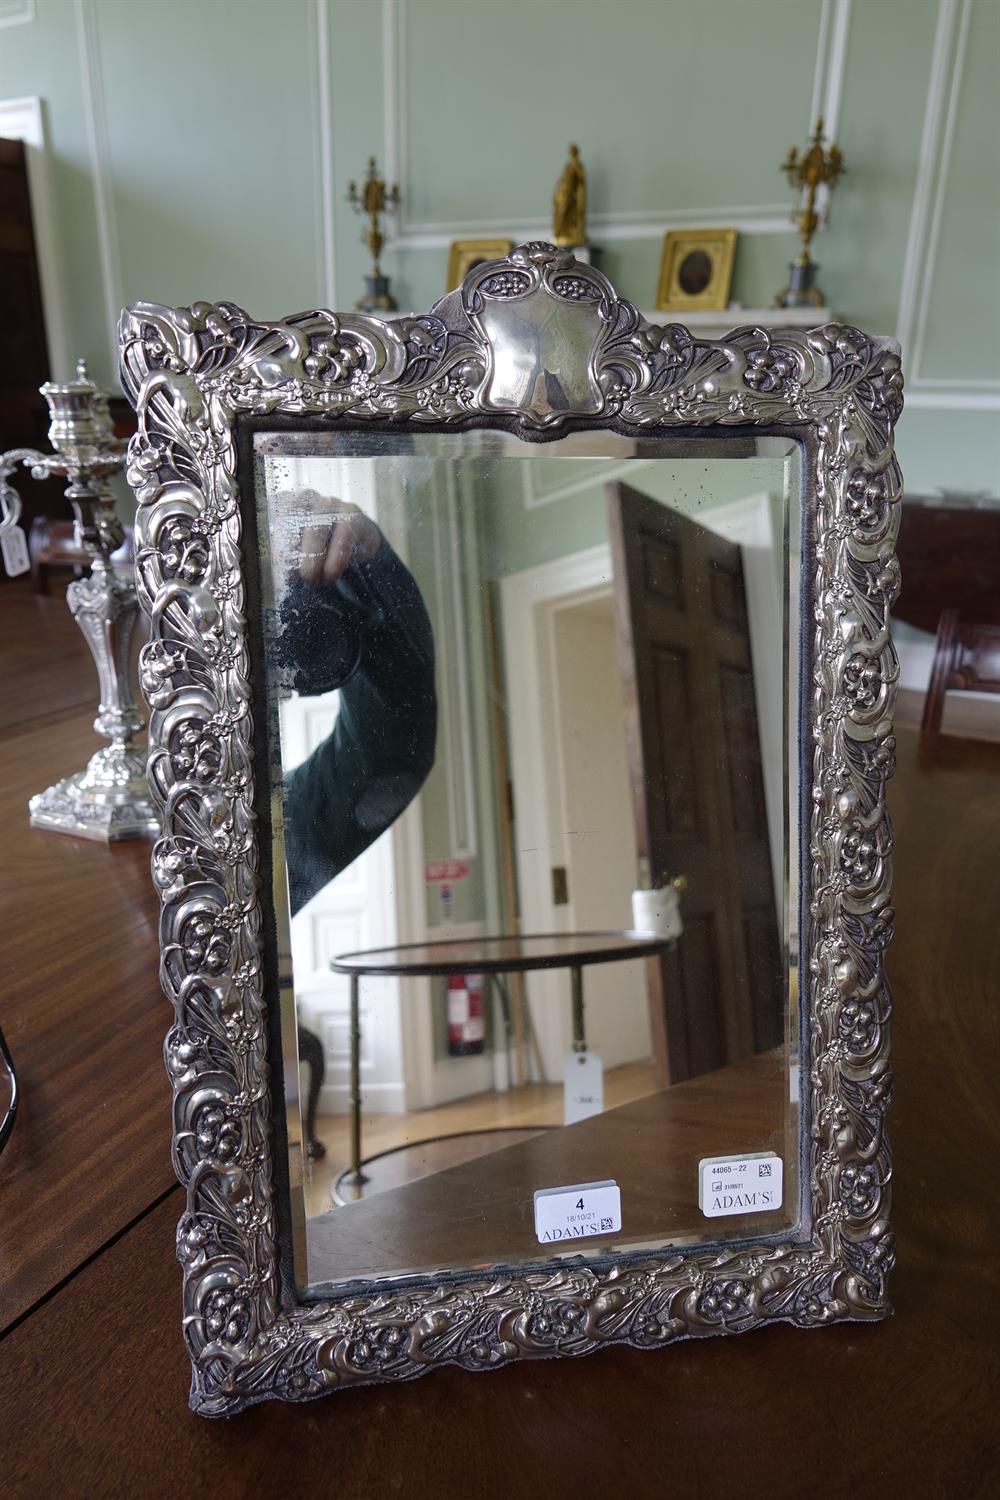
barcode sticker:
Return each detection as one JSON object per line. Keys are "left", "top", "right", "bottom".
{"left": 533, "top": 1180, "right": 621, "bottom": 1244}
{"left": 698, "top": 1153, "right": 783, "bottom": 1218}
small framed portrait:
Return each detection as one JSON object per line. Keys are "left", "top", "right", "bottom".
{"left": 446, "top": 239, "right": 514, "bottom": 293}
{"left": 656, "top": 228, "right": 738, "bottom": 313}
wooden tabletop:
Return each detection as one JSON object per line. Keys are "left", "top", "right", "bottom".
{"left": 0, "top": 578, "right": 997, "bottom": 1496}
{"left": 309, "top": 1049, "right": 787, "bottom": 1286}
{"left": 0, "top": 585, "right": 171, "bottom": 1331}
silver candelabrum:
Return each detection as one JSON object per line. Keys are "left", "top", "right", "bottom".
{"left": 0, "top": 360, "right": 158, "bottom": 842}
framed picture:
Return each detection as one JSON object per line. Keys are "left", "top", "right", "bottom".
{"left": 446, "top": 238, "right": 513, "bottom": 292}
{"left": 656, "top": 228, "right": 737, "bottom": 313}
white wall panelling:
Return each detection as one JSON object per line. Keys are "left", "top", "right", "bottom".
{"left": 0, "top": 1, "right": 34, "bottom": 29}
{"left": 807, "top": 0, "right": 852, "bottom": 225}
{"left": 427, "top": 467, "right": 478, "bottom": 859}
{"left": 896, "top": 0, "right": 998, "bottom": 409}
{"left": 312, "top": 0, "right": 338, "bottom": 308}
{"left": 809, "top": 0, "right": 852, "bottom": 142}
{"left": 73, "top": 0, "right": 123, "bottom": 374}
{"left": 382, "top": 0, "right": 849, "bottom": 250}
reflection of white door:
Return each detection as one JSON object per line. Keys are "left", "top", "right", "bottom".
{"left": 266, "top": 455, "right": 412, "bottom": 1116}
{"left": 264, "top": 454, "right": 497, "bottom": 1117}
{"left": 280, "top": 692, "right": 407, "bottom": 1114}
{"left": 502, "top": 547, "right": 650, "bottom": 1081}
{"left": 502, "top": 493, "right": 782, "bottom": 1082}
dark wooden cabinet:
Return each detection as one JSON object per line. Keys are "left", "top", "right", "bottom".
{"left": 0, "top": 137, "right": 67, "bottom": 554}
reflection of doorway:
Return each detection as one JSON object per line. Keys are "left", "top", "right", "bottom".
{"left": 550, "top": 594, "right": 651, "bottom": 1069}
{"left": 607, "top": 481, "right": 782, "bottom": 1086}
{"left": 502, "top": 548, "right": 649, "bottom": 1081}
{"left": 503, "top": 491, "right": 784, "bottom": 1089}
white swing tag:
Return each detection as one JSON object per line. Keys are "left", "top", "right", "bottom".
{"left": 563, "top": 1048, "right": 603, "bottom": 1125}
{"left": 1, "top": 524, "right": 30, "bottom": 578}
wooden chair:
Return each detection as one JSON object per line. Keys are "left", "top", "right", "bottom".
{"left": 27, "top": 518, "right": 89, "bottom": 594}
{"left": 28, "top": 517, "right": 134, "bottom": 595}
{"left": 895, "top": 501, "right": 1000, "bottom": 738}
{"left": 922, "top": 608, "right": 1000, "bottom": 734}
{"left": 297, "top": 1024, "right": 327, "bottom": 1160}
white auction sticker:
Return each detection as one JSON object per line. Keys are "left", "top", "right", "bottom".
{"left": 533, "top": 1180, "right": 621, "bottom": 1245}
{"left": 698, "top": 1153, "right": 783, "bottom": 1219}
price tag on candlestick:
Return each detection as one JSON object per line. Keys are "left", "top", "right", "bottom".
{"left": 0, "top": 524, "right": 30, "bottom": 578}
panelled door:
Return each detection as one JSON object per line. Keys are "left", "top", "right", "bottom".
{"left": 606, "top": 481, "right": 782, "bottom": 1086}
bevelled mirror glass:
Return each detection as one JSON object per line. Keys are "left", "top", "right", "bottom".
{"left": 255, "top": 432, "right": 803, "bottom": 1294}
{"left": 121, "top": 244, "right": 901, "bottom": 1414}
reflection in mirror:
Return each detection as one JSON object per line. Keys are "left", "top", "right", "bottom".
{"left": 254, "top": 433, "right": 802, "bottom": 1294}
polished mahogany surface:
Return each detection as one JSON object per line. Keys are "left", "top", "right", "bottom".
{"left": 309, "top": 1049, "right": 787, "bottom": 1284}
{"left": 0, "top": 581, "right": 997, "bottom": 1495}
{"left": 0, "top": 583, "right": 171, "bottom": 1330}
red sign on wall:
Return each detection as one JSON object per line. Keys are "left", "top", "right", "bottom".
{"left": 424, "top": 858, "right": 470, "bottom": 884}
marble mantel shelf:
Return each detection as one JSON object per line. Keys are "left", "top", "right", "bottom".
{"left": 638, "top": 305, "right": 836, "bottom": 335}
{"left": 385, "top": 305, "right": 836, "bottom": 336}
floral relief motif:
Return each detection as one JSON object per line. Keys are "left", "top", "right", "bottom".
{"left": 840, "top": 827, "right": 880, "bottom": 885}
{"left": 177, "top": 1215, "right": 211, "bottom": 1266}
{"left": 118, "top": 242, "right": 899, "bottom": 1416}
{"left": 842, "top": 653, "right": 882, "bottom": 709}
{"left": 193, "top": 1102, "right": 242, "bottom": 1163}
{"left": 160, "top": 517, "right": 211, "bottom": 583}
{"left": 202, "top": 1285, "right": 254, "bottom": 1346}
{"left": 178, "top": 911, "right": 232, "bottom": 976}
{"left": 838, "top": 996, "right": 879, "bottom": 1052}
{"left": 743, "top": 344, "right": 799, "bottom": 393}
{"left": 168, "top": 719, "right": 223, "bottom": 782}
{"left": 525, "top": 1300, "right": 587, "bottom": 1341}
{"left": 838, "top": 1162, "right": 881, "bottom": 1217}
{"left": 477, "top": 270, "right": 531, "bottom": 298}
{"left": 846, "top": 470, "right": 889, "bottom": 530}
{"left": 552, "top": 274, "right": 602, "bottom": 301}
{"left": 696, "top": 1278, "right": 754, "bottom": 1323}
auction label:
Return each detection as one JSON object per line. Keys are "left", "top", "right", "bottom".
{"left": 533, "top": 1180, "right": 621, "bottom": 1244}
{"left": 698, "top": 1152, "right": 783, "bottom": 1218}
{"left": 1, "top": 524, "right": 30, "bottom": 578}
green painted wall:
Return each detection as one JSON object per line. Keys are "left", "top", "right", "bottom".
{"left": 480, "top": 453, "right": 790, "bottom": 578}
{"left": 1, "top": 0, "right": 997, "bottom": 492}
{"left": 396, "top": 449, "right": 790, "bottom": 932}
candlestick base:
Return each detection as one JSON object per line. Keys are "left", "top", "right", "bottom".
{"left": 29, "top": 749, "right": 159, "bottom": 843}
{"left": 355, "top": 273, "right": 398, "bottom": 313}
{"left": 774, "top": 258, "right": 826, "bottom": 309}
{"left": 27, "top": 560, "right": 158, "bottom": 843}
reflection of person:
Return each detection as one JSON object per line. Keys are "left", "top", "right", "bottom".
{"left": 276, "top": 498, "right": 437, "bottom": 914}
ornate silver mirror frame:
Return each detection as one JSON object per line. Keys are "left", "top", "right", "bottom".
{"left": 119, "top": 243, "right": 901, "bottom": 1416}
